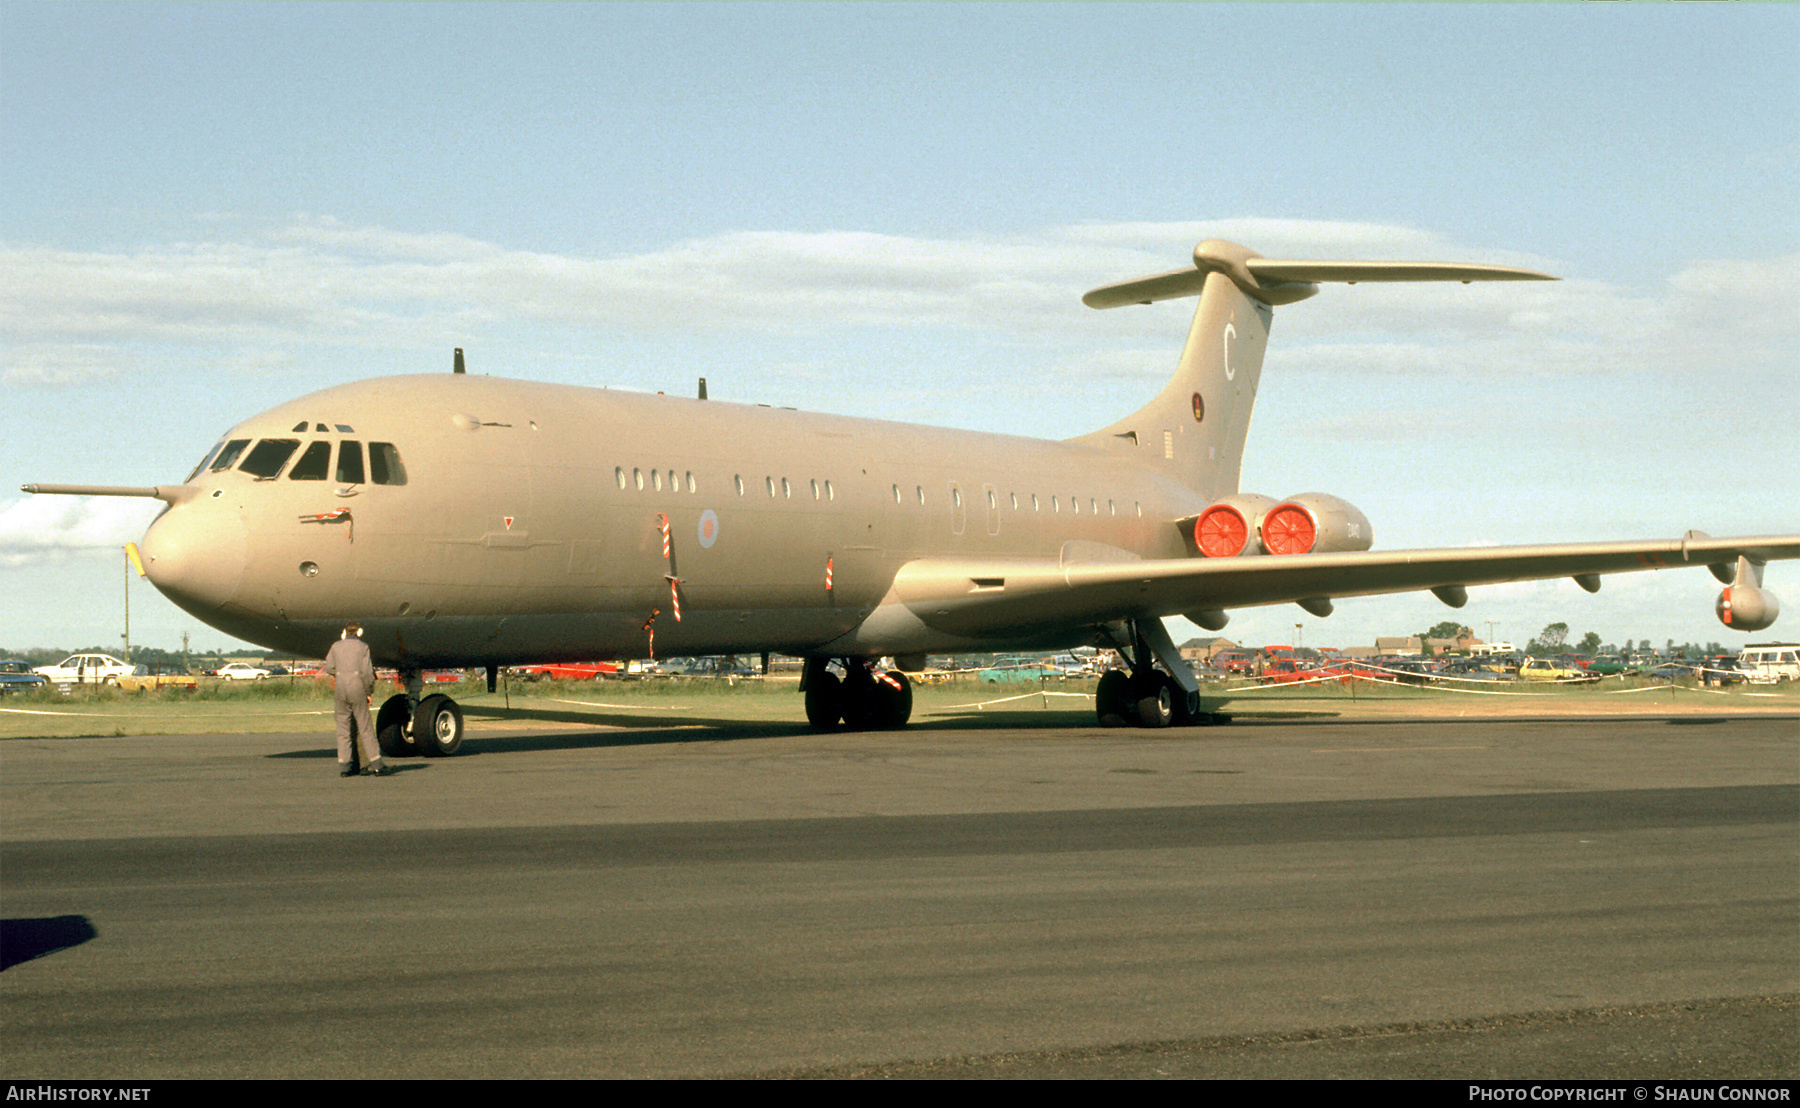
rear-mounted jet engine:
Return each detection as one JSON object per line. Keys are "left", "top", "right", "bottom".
{"left": 1188, "top": 492, "right": 1372, "bottom": 557}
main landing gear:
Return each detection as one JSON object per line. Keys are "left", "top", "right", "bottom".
{"left": 376, "top": 668, "right": 466, "bottom": 758}
{"left": 1095, "top": 619, "right": 1229, "bottom": 729}
{"left": 802, "top": 657, "right": 913, "bottom": 730}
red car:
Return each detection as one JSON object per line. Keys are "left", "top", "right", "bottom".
{"left": 514, "top": 662, "right": 619, "bottom": 681}
{"left": 1259, "top": 658, "right": 1353, "bottom": 686}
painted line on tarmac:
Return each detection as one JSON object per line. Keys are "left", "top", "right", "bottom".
{"left": 547, "top": 698, "right": 693, "bottom": 710}
{"left": 0, "top": 707, "right": 333, "bottom": 717}
{"left": 945, "top": 691, "right": 1095, "bottom": 710}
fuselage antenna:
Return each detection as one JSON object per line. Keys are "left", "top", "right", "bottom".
{"left": 454, "top": 348, "right": 465, "bottom": 375}
{"left": 698, "top": 377, "right": 708, "bottom": 400}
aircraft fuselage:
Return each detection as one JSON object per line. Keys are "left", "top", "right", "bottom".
{"left": 141, "top": 374, "right": 1206, "bottom": 667}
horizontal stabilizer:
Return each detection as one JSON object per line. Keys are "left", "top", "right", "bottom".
{"left": 1083, "top": 239, "right": 1556, "bottom": 308}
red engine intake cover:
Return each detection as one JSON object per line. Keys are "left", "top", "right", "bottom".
{"left": 1195, "top": 504, "right": 1251, "bottom": 557}
{"left": 1261, "top": 503, "right": 1319, "bottom": 556}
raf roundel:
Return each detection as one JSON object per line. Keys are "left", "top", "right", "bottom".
{"left": 698, "top": 509, "right": 719, "bottom": 549}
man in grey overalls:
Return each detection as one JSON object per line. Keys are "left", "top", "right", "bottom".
{"left": 323, "top": 622, "right": 386, "bottom": 777}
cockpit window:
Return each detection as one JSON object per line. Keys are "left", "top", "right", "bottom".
{"left": 210, "top": 439, "right": 253, "bottom": 472}
{"left": 315, "top": 423, "right": 328, "bottom": 433}
{"left": 238, "top": 438, "right": 300, "bottom": 480}
{"left": 291, "top": 421, "right": 308, "bottom": 433}
{"left": 369, "top": 442, "right": 407, "bottom": 486}
{"left": 336, "top": 440, "right": 366, "bottom": 485}
{"left": 334, "top": 424, "right": 354, "bottom": 433}
{"left": 188, "top": 441, "right": 225, "bottom": 482}
{"left": 288, "top": 441, "right": 332, "bottom": 480}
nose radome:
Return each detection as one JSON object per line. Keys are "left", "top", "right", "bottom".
{"left": 141, "top": 504, "right": 247, "bottom": 613}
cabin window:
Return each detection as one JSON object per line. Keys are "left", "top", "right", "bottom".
{"left": 781, "top": 477, "right": 791, "bottom": 499}
{"left": 686, "top": 472, "right": 696, "bottom": 493}
{"left": 188, "top": 442, "right": 225, "bottom": 481}
{"left": 615, "top": 467, "right": 627, "bottom": 490}
{"left": 1010, "top": 493, "right": 1017, "bottom": 510}
{"left": 810, "top": 478, "right": 820, "bottom": 500}
{"left": 1090, "top": 498, "right": 1098, "bottom": 515}
{"left": 824, "top": 480, "right": 834, "bottom": 501}
{"left": 634, "top": 468, "right": 645, "bottom": 491}
{"left": 336, "top": 440, "right": 366, "bottom": 485}
{"left": 369, "top": 443, "right": 407, "bottom": 486}
{"left": 288, "top": 441, "right": 332, "bottom": 481}
{"left": 239, "top": 439, "right": 300, "bottom": 480}
{"left": 735, "top": 474, "right": 745, "bottom": 497}
{"left": 892, "top": 484, "right": 901, "bottom": 504}
{"left": 1031, "top": 494, "right": 1039, "bottom": 512}
{"left": 653, "top": 470, "right": 663, "bottom": 492}
{"left": 1071, "top": 496, "right": 1080, "bottom": 515}
{"left": 916, "top": 486, "right": 925, "bottom": 506}
{"left": 210, "top": 439, "right": 252, "bottom": 473}
{"left": 1052, "top": 496, "right": 1060, "bottom": 513}
{"left": 1135, "top": 502, "right": 1142, "bottom": 517}
{"left": 765, "top": 476, "right": 775, "bottom": 498}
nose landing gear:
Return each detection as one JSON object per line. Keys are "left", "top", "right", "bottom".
{"left": 375, "top": 668, "right": 466, "bottom": 757}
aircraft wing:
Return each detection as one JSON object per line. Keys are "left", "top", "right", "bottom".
{"left": 884, "top": 534, "right": 1800, "bottom": 637}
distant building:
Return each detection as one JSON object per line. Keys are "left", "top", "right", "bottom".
{"left": 1179, "top": 637, "right": 1239, "bottom": 663}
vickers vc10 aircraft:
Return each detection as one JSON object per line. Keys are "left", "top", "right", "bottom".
{"left": 25, "top": 238, "right": 1799, "bottom": 753}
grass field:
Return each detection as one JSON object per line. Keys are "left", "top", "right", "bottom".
{"left": 2, "top": 672, "right": 1795, "bottom": 739}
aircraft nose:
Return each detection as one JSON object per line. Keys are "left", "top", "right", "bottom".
{"left": 141, "top": 503, "right": 247, "bottom": 613}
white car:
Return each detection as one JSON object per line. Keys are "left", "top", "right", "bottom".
{"left": 34, "top": 653, "right": 136, "bottom": 685}
{"left": 1736, "top": 643, "right": 1799, "bottom": 684}
{"left": 215, "top": 662, "right": 271, "bottom": 681}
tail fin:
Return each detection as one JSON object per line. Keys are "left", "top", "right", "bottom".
{"left": 1071, "top": 239, "right": 1555, "bottom": 500}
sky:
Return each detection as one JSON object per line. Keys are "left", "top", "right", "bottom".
{"left": 3, "top": 2, "right": 1797, "bottom": 658}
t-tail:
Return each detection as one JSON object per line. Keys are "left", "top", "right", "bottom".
{"left": 1071, "top": 239, "right": 1556, "bottom": 501}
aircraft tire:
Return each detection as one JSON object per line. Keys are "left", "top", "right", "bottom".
{"left": 1170, "top": 679, "right": 1202, "bottom": 727}
{"left": 376, "top": 694, "right": 416, "bottom": 757}
{"left": 1095, "top": 670, "right": 1133, "bottom": 727}
{"left": 415, "top": 694, "right": 464, "bottom": 756}
{"left": 1135, "top": 678, "right": 1173, "bottom": 729}
{"left": 805, "top": 671, "right": 844, "bottom": 729}
{"left": 871, "top": 670, "right": 912, "bottom": 729}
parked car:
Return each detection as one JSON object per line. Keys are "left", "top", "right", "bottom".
{"left": 1736, "top": 643, "right": 1799, "bottom": 684}
{"left": 978, "top": 656, "right": 1059, "bottom": 684}
{"left": 1519, "top": 657, "right": 1599, "bottom": 684}
{"left": 1695, "top": 658, "right": 1747, "bottom": 687}
{"left": 1582, "top": 655, "right": 1628, "bottom": 676}
{"left": 214, "top": 662, "right": 271, "bottom": 681}
{"left": 515, "top": 662, "right": 620, "bottom": 681}
{"left": 34, "top": 653, "right": 135, "bottom": 685}
{"left": 0, "top": 660, "right": 49, "bottom": 694}
{"left": 118, "top": 664, "right": 199, "bottom": 693}
{"left": 1259, "top": 658, "right": 1351, "bottom": 685}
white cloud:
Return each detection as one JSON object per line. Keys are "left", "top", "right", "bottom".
{"left": 0, "top": 496, "right": 162, "bottom": 569}
{"left": 2, "top": 218, "right": 1793, "bottom": 388}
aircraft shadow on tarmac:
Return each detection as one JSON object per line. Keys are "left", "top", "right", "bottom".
{"left": 1, "top": 915, "right": 97, "bottom": 971}
{"left": 263, "top": 702, "right": 1161, "bottom": 760}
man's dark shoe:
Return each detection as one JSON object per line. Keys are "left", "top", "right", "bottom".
{"left": 340, "top": 763, "right": 359, "bottom": 777}
{"left": 361, "top": 763, "right": 393, "bottom": 777}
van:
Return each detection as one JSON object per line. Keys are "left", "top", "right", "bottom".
{"left": 1736, "top": 643, "right": 1800, "bottom": 684}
